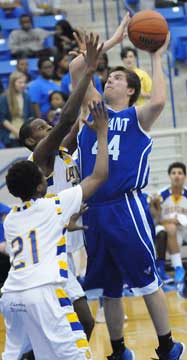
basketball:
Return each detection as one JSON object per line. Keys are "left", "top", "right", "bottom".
{"left": 128, "top": 10, "right": 168, "bottom": 52}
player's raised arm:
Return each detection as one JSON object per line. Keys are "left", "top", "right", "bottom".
{"left": 33, "top": 33, "right": 104, "bottom": 168}
{"left": 136, "top": 33, "right": 170, "bottom": 131}
{"left": 69, "top": 14, "right": 130, "bottom": 101}
{"left": 80, "top": 101, "right": 109, "bottom": 201}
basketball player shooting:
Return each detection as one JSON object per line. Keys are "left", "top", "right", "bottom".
{"left": 69, "top": 12, "right": 185, "bottom": 360}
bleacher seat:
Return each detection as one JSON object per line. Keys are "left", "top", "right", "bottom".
{"left": 156, "top": 6, "right": 187, "bottom": 27}
{"left": 0, "top": 39, "right": 11, "bottom": 60}
{"left": 0, "top": 59, "right": 17, "bottom": 88}
{"left": 21, "top": 0, "right": 32, "bottom": 15}
{"left": 1, "top": 18, "right": 20, "bottom": 38}
{"left": 0, "top": 58, "right": 39, "bottom": 88}
{"left": 170, "top": 26, "right": 187, "bottom": 66}
{"left": 33, "top": 15, "right": 64, "bottom": 31}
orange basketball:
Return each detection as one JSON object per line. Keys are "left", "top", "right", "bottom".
{"left": 128, "top": 10, "right": 168, "bottom": 52}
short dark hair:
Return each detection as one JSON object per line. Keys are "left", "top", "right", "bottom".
{"left": 6, "top": 161, "right": 43, "bottom": 201}
{"left": 120, "top": 46, "right": 137, "bottom": 60}
{"left": 19, "top": 14, "right": 33, "bottom": 24}
{"left": 168, "top": 162, "right": 186, "bottom": 175}
{"left": 37, "top": 57, "right": 53, "bottom": 70}
{"left": 19, "top": 120, "right": 33, "bottom": 149}
{"left": 109, "top": 66, "right": 141, "bottom": 106}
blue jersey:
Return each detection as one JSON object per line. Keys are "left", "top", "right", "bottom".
{"left": 78, "top": 106, "right": 153, "bottom": 204}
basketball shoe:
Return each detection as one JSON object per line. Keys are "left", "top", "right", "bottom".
{"left": 155, "top": 342, "right": 185, "bottom": 359}
{"left": 107, "top": 348, "right": 135, "bottom": 360}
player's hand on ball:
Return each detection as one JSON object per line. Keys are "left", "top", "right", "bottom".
{"left": 83, "top": 101, "right": 108, "bottom": 134}
{"left": 153, "top": 32, "right": 170, "bottom": 57}
{"left": 112, "top": 12, "right": 130, "bottom": 45}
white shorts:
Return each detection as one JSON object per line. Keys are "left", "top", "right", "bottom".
{"left": 1, "top": 285, "right": 92, "bottom": 360}
{"left": 64, "top": 264, "right": 85, "bottom": 303}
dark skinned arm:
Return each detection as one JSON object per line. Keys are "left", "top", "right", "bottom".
{"left": 33, "top": 33, "right": 103, "bottom": 176}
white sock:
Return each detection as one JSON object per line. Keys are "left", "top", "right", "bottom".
{"left": 170, "top": 253, "right": 183, "bottom": 268}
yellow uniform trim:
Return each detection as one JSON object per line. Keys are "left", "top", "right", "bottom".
{"left": 66, "top": 313, "right": 79, "bottom": 323}
{"left": 55, "top": 288, "right": 68, "bottom": 299}
{"left": 76, "top": 339, "right": 89, "bottom": 349}
{"left": 58, "top": 260, "right": 68, "bottom": 270}
{"left": 57, "top": 236, "right": 66, "bottom": 247}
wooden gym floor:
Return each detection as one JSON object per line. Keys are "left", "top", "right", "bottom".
{"left": 0, "top": 291, "right": 187, "bottom": 359}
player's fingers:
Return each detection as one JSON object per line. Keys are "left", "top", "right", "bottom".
{"left": 97, "top": 42, "right": 104, "bottom": 55}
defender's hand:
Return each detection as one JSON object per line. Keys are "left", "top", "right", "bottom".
{"left": 66, "top": 203, "right": 88, "bottom": 232}
{"left": 84, "top": 33, "right": 104, "bottom": 74}
{"left": 83, "top": 101, "right": 108, "bottom": 133}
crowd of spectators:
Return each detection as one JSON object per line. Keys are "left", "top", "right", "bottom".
{"left": 0, "top": 1, "right": 153, "bottom": 150}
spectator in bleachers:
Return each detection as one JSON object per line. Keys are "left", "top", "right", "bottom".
{"left": 96, "top": 53, "right": 111, "bottom": 91}
{"left": 0, "top": 0, "right": 25, "bottom": 18}
{"left": 8, "top": 14, "right": 53, "bottom": 58}
{"left": 120, "top": 46, "right": 152, "bottom": 106}
{"left": 28, "top": 57, "right": 60, "bottom": 118}
{"left": 54, "top": 19, "right": 78, "bottom": 54}
{"left": 0, "top": 71, "right": 33, "bottom": 148}
{"left": 53, "top": 52, "right": 69, "bottom": 86}
{"left": 46, "top": 90, "right": 66, "bottom": 125}
{"left": 16, "top": 57, "right": 32, "bottom": 82}
{"left": 27, "top": 0, "right": 67, "bottom": 16}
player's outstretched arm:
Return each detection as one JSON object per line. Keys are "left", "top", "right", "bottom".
{"left": 70, "top": 13, "right": 130, "bottom": 99}
{"left": 80, "top": 101, "right": 109, "bottom": 201}
{"left": 34, "top": 33, "right": 103, "bottom": 170}
{"left": 136, "top": 33, "right": 170, "bottom": 131}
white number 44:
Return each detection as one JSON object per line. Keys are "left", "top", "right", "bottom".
{"left": 91, "top": 135, "right": 120, "bottom": 161}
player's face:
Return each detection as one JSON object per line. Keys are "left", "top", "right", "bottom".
{"left": 30, "top": 119, "right": 52, "bottom": 145}
{"left": 104, "top": 71, "right": 130, "bottom": 103}
{"left": 122, "top": 51, "right": 136, "bottom": 70}
{"left": 169, "top": 168, "right": 186, "bottom": 188}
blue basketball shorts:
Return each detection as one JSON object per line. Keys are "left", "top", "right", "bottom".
{"left": 83, "top": 190, "right": 161, "bottom": 298}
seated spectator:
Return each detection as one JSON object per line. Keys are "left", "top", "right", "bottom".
{"left": 27, "top": 0, "right": 67, "bottom": 16}
{"left": 16, "top": 57, "right": 32, "bottom": 82}
{"left": 0, "top": 0, "right": 25, "bottom": 18}
{"left": 0, "top": 71, "right": 33, "bottom": 148}
{"left": 8, "top": 14, "right": 53, "bottom": 58}
{"left": 53, "top": 52, "right": 69, "bottom": 86}
{"left": 96, "top": 53, "right": 111, "bottom": 91}
{"left": 54, "top": 19, "right": 78, "bottom": 54}
{"left": 28, "top": 57, "right": 60, "bottom": 117}
{"left": 154, "top": 162, "right": 187, "bottom": 284}
{"left": 46, "top": 90, "right": 67, "bottom": 125}
{"left": 120, "top": 46, "right": 152, "bottom": 106}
